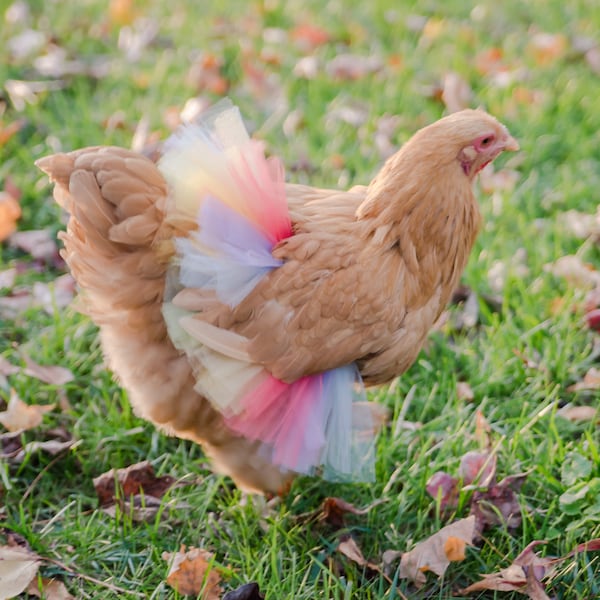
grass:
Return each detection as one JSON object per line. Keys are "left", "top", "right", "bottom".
{"left": 1, "top": 0, "right": 600, "bottom": 597}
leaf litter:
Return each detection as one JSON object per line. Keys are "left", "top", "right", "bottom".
{"left": 162, "top": 545, "right": 223, "bottom": 598}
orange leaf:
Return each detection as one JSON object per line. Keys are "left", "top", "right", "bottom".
{"left": 0, "top": 191, "right": 21, "bottom": 242}
{"left": 0, "top": 389, "right": 55, "bottom": 432}
{"left": 163, "top": 546, "right": 223, "bottom": 598}
{"left": 109, "top": 0, "right": 138, "bottom": 26}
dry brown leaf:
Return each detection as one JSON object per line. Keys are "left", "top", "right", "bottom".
{"left": 474, "top": 409, "right": 492, "bottom": 447}
{"left": 567, "top": 367, "right": 600, "bottom": 392}
{"left": 325, "top": 54, "right": 383, "bottom": 80}
{"left": 163, "top": 546, "right": 223, "bottom": 598}
{"left": 0, "top": 268, "right": 17, "bottom": 289}
{"left": 318, "top": 496, "right": 386, "bottom": 529}
{"left": 0, "top": 191, "right": 21, "bottom": 242}
{"left": 0, "top": 428, "right": 75, "bottom": 464}
{"left": 337, "top": 535, "right": 387, "bottom": 579}
{"left": 469, "top": 472, "right": 529, "bottom": 534}
{"left": 93, "top": 460, "right": 177, "bottom": 508}
{"left": 456, "top": 381, "right": 474, "bottom": 402}
{"left": 459, "top": 451, "right": 496, "bottom": 486}
{"left": 0, "top": 389, "right": 55, "bottom": 432}
{"left": 32, "top": 274, "right": 76, "bottom": 313}
{"left": 26, "top": 577, "right": 75, "bottom": 600}
{"left": 461, "top": 540, "right": 555, "bottom": 596}
{"left": 399, "top": 516, "right": 476, "bottom": 586}
{"left": 22, "top": 355, "right": 74, "bottom": 386}
{"left": 9, "top": 229, "right": 57, "bottom": 261}
{"left": 426, "top": 471, "right": 459, "bottom": 510}
{"left": 0, "top": 545, "right": 41, "bottom": 600}
{"left": 546, "top": 255, "right": 600, "bottom": 289}
{"left": 441, "top": 72, "right": 472, "bottom": 113}
{"left": 0, "top": 357, "right": 19, "bottom": 377}
{"left": 557, "top": 405, "right": 598, "bottom": 423}
{"left": 5, "top": 79, "right": 65, "bottom": 112}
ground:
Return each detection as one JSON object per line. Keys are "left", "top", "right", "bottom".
{"left": 0, "top": 0, "right": 599, "bottom": 598}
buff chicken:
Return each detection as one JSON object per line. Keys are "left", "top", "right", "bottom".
{"left": 37, "top": 100, "right": 518, "bottom": 494}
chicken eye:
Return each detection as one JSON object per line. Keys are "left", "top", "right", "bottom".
{"left": 481, "top": 136, "right": 492, "bottom": 146}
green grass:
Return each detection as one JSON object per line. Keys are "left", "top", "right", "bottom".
{"left": 1, "top": 0, "right": 600, "bottom": 597}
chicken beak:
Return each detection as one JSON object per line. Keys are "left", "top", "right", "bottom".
{"left": 503, "top": 135, "right": 519, "bottom": 152}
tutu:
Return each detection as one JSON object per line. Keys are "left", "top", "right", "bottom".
{"left": 160, "top": 100, "right": 376, "bottom": 481}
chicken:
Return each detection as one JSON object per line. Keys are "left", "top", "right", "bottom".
{"left": 37, "top": 102, "right": 517, "bottom": 494}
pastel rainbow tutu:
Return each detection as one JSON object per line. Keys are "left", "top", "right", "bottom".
{"left": 160, "top": 100, "right": 376, "bottom": 481}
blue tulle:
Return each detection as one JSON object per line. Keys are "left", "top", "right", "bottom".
{"left": 177, "top": 196, "right": 282, "bottom": 307}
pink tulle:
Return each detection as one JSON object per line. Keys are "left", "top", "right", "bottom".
{"left": 225, "top": 374, "right": 327, "bottom": 474}
{"left": 227, "top": 141, "right": 292, "bottom": 244}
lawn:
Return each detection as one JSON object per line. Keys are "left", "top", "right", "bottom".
{"left": 1, "top": 0, "right": 600, "bottom": 598}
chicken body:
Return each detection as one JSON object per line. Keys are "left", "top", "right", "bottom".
{"left": 37, "top": 108, "right": 517, "bottom": 493}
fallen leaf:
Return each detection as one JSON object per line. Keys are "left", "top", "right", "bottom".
{"left": 109, "top": 0, "right": 139, "bottom": 27}
{"left": 459, "top": 451, "right": 496, "bottom": 486}
{"left": 567, "top": 367, "right": 600, "bottom": 392}
{"left": 290, "top": 24, "right": 331, "bottom": 52}
{"left": 0, "top": 545, "right": 41, "bottom": 600}
{"left": 319, "top": 496, "right": 386, "bottom": 529}
{"left": 186, "top": 53, "right": 229, "bottom": 95}
{"left": 0, "top": 389, "right": 55, "bottom": 432}
{"left": 585, "top": 308, "right": 600, "bottom": 332}
{"left": 31, "top": 274, "right": 76, "bottom": 313}
{"left": 4, "top": 79, "right": 65, "bottom": 112}
{"left": 456, "top": 381, "right": 474, "bottom": 402}
{"left": 474, "top": 409, "right": 492, "bottom": 448}
{"left": 8, "top": 229, "right": 57, "bottom": 261}
{"left": 461, "top": 540, "right": 556, "bottom": 596}
{"left": 426, "top": 471, "right": 459, "bottom": 511}
{"left": 561, "top": 209, "right": 600, "bottom": 240}
{"left": 0, "top": 357, "right": 19, "bottom": 377}
{"left": 528, "top": 32, "right": 568, "bottom": 65}
{"left": 441, "top": 72, "right": 472, "bottom": 113}
{"left": 293, "top": 55, "right": 319, "bottom": 79}
{"left": 0, "top": 428, "right": 75, "bottom": 464}
{"left": 222, "top": 582, "right": 264, "bottom": 600}
{"left": 325, "top": 54, "right": 383, "bottom": 80}
{"left": 0, "top": 191, "right": 21, "bottom": 242}
{"left": 557, "top": 405, "right": 598, "bottom": 423}
{"left": 0, "top": 119, "right": 26, "bottom": 147}
{"left": 399, "top": 516, "right": 475, "bottom": 586}
{"left": 546, "top": 255, "right": 600, "bottom": 289}
{"left": 337, "top": 535, "right": 387, "bottom": 579}
{"left": 162, "top": 545, "right": 223, "bottom": 598}
{"left": 420, "top": 17, "right": 446, "bottom": 44}
{"left": 469, "top": 472, "right": 529, "bottom": 534}
{"left": 93, "top": 460, "right": 177, "bottom": 508}
{"left": 0, "top": 268, "right": 17, "bottom": 289}
{"left": 475, "top": 47, "right": 505, "bottom": 76}
{"left": 7, "top": 29, "right": 46, "bottom": 60}
{"left": 585, "top": 46, "right": 600, "bottom": 75}
{"left": 23, "top": 356, "right": 74, "bottom": 385}
{"left": 26, "top": 577, "right": 75, "bottom": 600}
